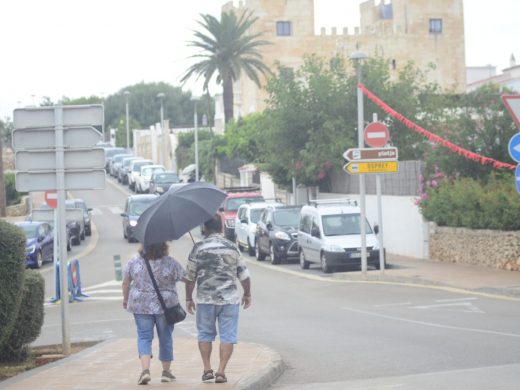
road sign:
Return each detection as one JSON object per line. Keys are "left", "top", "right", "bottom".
{"left": 45, "top": 191, "right": 58, "bottom": 208}
{"left": 516, "top": 165, "right": 520, "bottom": 194}
{"left": 364, "top": 122, "right": 389, "bottom": 148}
{"left": 508, "top": 133, "right": 520, "bottom": 163}
{"left": 13, "top": 105, "right": 104, "bottom": 128}
{"left": 15, "top": 170, "right": 106, "bottom": 192}
{"left": 343, "top": 147, "right": 398, "bottom": 161}
{"left": 343, "top": 161, "right": 398, "bottom": 174}
{"left": 502, "top": 95, "right": 520, "bottom": 129}
{"left": 12, "top": 126, "right": 102, "bottom": 149}
{"left": 31, "top": 208, "right": 84, "bottom": 223}
{"left": 15, "top": 148, "right": 105, "bottom": 170}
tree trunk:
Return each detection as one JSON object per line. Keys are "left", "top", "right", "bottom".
{"left": 0, "top": 136, "right": 7, "bottom": 217}
{"left": 223, "top": 77, "right": 234, "bottom": 124}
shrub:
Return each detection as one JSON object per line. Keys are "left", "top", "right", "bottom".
{"left": 4, "top": 172, "right": 27, "bottom": 206}
{"left": 0, "top": 220, "right": 26, "bottom": 346}
{"left": 0, "top": 270, "right": 45, "bottom": 362}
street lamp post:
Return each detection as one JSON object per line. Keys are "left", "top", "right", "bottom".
{"left": 192, "top": 97, "right": 199, "bottom": 181}
{"left": 351, "top": 51, "right": 368, "bottom": 277}
{"left": 124, "top": 91, "right": 130, "bottom": 150}
{"left": 157, "top": 92, "right": 166, "bottom": 167}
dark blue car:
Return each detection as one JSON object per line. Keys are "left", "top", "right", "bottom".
{"left": 15, "top": 221, "right": 54, "bottom": 269}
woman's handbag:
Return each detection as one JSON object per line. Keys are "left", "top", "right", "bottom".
{"left": 144, "top": 259, "right": 186, "bottom": 324}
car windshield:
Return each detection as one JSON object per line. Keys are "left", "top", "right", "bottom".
{"left": 129, "top": 199, "right": 156, "bottom": 215}
{"left": 65, "top": 200, "right": 77, "bottom": 209}
{"left": 106, "top": 148, "right": 127, "bottom": 158}
{"left": 273, "top": 209, "right": 301, "bottom": 227}
{"left": 122, "top": 158, "right": 138, "bottom": 168}
{"left": 18, "top": 224, "right": 38, "bottom": 239}
{"left": 250, "top": 209, "right": 264, "bottom": 223}
{"left": 155, "top": 173, "right": 179, "bottom": 183}
{"left": 75, "top": 201, "right": 87, "bottom": 211}
{"left": 321, "top": 214, "right": 373, "bottom": 236}
{"left": 226, "top": 197, "right": 264, "bottom": 211}
{"left": 133, "top": 162, "right": 151, "bottom": 172}
{"left": 142, "top": 167, "right": 165, "bottom": 177}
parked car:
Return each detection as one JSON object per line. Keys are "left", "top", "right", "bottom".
{"left": 103, "top": 147, "right": 127, "bottom": 170}
{"left": 121, "top": 194, "right": 158, "bottom": 242}
{"left": 180, "top": 164, "right": 196, "bottom": 182}
{"left": 118, "top": 156, "right": 141, "bottom": 184}
{"left": 135, "top": 164, "right": 166, "bottom": 193}
{"left": 298, "top": 199, "right": 382, "bottom": 273}
{"left": 109, "top": 153, "right": 132, "bottom": 177}
{"left": 128, "top": 159, "right": 154, "bottom": 191}
{"left": 149, "top": 171, "right": 181, "bottom": 195}
{"left": 65, "top": 199, "right": 86, "bottom": 243}
{"left": 70, "top": 198, "right": 92, "bottom": 236}
{"left": 216, "top": 187, "right": 264, "bottom": 241}
{"left": 35, "top": 204, "right": 74, "bottom": 249}
{"left": 255, "top": 205, "right": 301, "bottom": 264}
{"left": 235, "top": 201, "right": 273, "bottom": 256}
{"left": 15, "top": 221, "right": 54, "bottom": 268}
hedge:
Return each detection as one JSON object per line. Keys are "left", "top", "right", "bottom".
{"left": 0, "top": 220, "right": 26, "bottom": 346}
{"left": 0, "top": 270, "right": 45, "bottom": 362}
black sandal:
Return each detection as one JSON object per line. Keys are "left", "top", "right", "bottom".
{"left": 215, "top": 373, "right": 227, "bottom": 383}
{"left": 202, "top": 369, "right": 214, "bottom": 381}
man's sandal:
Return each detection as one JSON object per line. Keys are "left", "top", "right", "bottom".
{"left": 202, "top": 369, "right": 215, "bottom": 381}
{"left": 215, "top": 373, "right": 227, "bottom": 383}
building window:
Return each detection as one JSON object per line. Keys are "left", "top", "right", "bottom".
{"left": 276, "top": 21, "right": 292, "bottom": 36}
{"left": 429, "top": 18, "right": 443, "bottom": 34}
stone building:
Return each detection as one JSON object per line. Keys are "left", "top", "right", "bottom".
{"left": 217, "top": 0, "right": 466, "bottom": 130}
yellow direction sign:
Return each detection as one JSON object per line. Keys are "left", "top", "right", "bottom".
{"left": 343, "top": 161, "right": 398, "bottom": 174}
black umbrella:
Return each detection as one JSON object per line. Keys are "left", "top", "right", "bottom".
{"left": 134, "top": 182, "right": 227, "bottom": 247}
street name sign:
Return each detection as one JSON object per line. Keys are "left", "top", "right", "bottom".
{"left": 343, "top": 161, "right": 398, "bottom": 174}
{"left": 15, "top": 169, "right": 106, "bottom": 192}
{"left": 364, "top": 122, "right": 389, "bottom": 148}
{"left": 12, "top": 126, "right": 102, "bottom": 149}
{"left": 502, "top": 95, "right": 520, "bottom": 129}
{"left": 15, "top": 149, "right": 105, "bottom": 170}
{"left": 343, "top": 147, "right": 398, "bottom": 162}
{"left": 13, "top": 105, "right": 104, "bottom": 128}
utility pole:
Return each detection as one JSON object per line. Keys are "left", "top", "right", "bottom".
{"left": 0, "top": 133, "right": 6, "bottom": 217}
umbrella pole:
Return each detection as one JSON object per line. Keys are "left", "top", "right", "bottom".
{"left": 188, "top": 231, "right": 196, "bottom": 244}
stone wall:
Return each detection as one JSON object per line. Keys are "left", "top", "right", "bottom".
{"left": 429, "top": 225, "right": 520, "bottom": 271}
{"left": 6, "top": 195, "right": 29, "bottom": 217}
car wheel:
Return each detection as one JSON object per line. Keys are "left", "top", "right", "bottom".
{"left": 81, "top": 229, "right": 85, "bottom": 240}
{"left": 67, "top": 237, "right": 71, "bottom": 251}
{"left": 73, "top": 235, "right": 81, "bottom": 246}
{"left": 86, "top": 226, "right": 91, "bottom": 236}
{"left": 36, "top": 251, "right": 43, "bottom": 269}
{"left": 247, "top": 238, "right": 255, "bottom": 256}
{"left": 321, "top": 253, "right": 333, "bottom": 274}
{"left": 235, "top": 236, "right": 243, "bottom": 252}
{"left": 270, "top": 243, "right": 281, "bottom": 265}
{"left": 299, "top": 250, "right": 310, "bottom": 269}
{"left": 255, "top": 241, "right": 266, "bottom": 261}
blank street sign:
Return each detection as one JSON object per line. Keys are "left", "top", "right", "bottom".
{"left": 15, "top": 169, "right": 106, "bottom": 191}
{"left": 31, "top": 208, "right": 84, "bottom": 223}
{"left": 12, "top": 126, "right": 102, "bottom": 150}
{"left": 13, "top": 105, "right": 104, "bottom": 128}
{"left": 15, "top": 148, "right": 106, "bottom": 170}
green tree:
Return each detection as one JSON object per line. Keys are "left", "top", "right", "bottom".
{"left": 182, "top": 10, "right": 271, "bottom": 124}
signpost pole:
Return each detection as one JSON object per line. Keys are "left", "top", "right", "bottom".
{"left": 373, "top": 114, "right": 385, "bottom": 274}
{"left": 55, "top": 106, "right": 71, "bottom": 355}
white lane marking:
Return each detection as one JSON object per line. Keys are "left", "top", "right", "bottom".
{"left": 411, "top": 302, "right": 485, "bottom": 314}
{"left": 373, "top": 302, "right": 412, "bottom": 308}
{"left": 435, "top": 297, "right": 478, "bottom": 302}
{"left": 109, "top": 206, "right": 123, "bottom": 214}
{"left": 90, "top": 208, "right": 103, "bottom": 216}
{"left": 342, "top": 307, "right": 520, "bottom": 338}
{"left": 82, "top": 280, "right": 122, "bottom": 291}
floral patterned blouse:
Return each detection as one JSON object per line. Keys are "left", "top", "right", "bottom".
{"left": 123, "top": 255, "right": 185, "bottom": 315}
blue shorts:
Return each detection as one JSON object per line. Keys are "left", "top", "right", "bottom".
{"left": 133, "top": 313, "right": 174, "bottom": 361}
{"left": 196, "top": 304, "right": 240, "bottom": 344}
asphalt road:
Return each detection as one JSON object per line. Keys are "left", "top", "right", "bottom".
{"left": 35, "top": 177, "right": 520, "bottom": 390}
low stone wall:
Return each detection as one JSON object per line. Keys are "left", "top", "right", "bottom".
{"left": 6, "top": 196, "right": 29, "bottom": 217}
{"left": 429, "top": 224, "right": 520, "bottom": 271}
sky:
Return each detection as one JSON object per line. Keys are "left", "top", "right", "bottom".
{"left": 0, "top": 0, "right": 518, "bottom": 120}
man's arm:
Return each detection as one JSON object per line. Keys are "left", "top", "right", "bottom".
{"left": 185, "top": 280, "right": 196, "bottom": 314}
{"left": 240, "top": 277, "right": 251, "bottom": 309}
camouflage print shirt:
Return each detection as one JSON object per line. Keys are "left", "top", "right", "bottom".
{"left": 186, "top": 233, "right": 250, "bottom": 305}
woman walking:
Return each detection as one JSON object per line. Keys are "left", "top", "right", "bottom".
{"left": 122, "top": 241, "right": 185, "bottom": 385}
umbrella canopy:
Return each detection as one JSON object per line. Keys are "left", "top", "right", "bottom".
{"left": 134, "top": 181, "right": 227, "bottom": 247}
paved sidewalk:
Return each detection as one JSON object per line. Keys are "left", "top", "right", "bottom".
{"left": 0, "top": 338, "right": 283, "bottom": 390}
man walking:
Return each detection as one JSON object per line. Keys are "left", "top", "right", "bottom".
{"left": 185, "top": 216, "right": 251, "bottom": 384}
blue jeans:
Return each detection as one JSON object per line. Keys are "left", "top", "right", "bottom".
{"left": 196, "top": 304, "right": 240, "bottom": 344}
{"left": 133, "top": 313, "right": 174, "bottom": 361}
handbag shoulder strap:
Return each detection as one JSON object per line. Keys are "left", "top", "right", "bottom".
{"left": 144, "top": 258, "right": 167, "bottom": 311}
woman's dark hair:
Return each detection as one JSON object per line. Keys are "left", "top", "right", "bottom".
{"left": 139, "top": 241, "right": 168, "bottom": 260}
{"left": 203, "top": 215, "right": 222, "bottom": 234}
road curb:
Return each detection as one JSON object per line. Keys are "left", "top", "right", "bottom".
{"left": 235, "top": 344, "right": 285, "bottom": 390}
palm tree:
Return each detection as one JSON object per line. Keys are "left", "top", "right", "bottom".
{"left": 182, "top": 10, "right": 271, "bottom": 124}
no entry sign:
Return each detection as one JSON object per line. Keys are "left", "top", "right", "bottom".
{"left": 364, "top": 122, "right": 389, "bottom": 148}
{"left": 45, "top": 191, "right": 57, "bottom": 209}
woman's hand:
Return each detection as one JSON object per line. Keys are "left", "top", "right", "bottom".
{"left": 186, "top": 299, "right": 196, "bottom": 314}
{"left": 123, "top": 300, "right": 128, "bottom": 309}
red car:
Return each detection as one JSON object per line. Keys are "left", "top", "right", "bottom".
{"left": 217, "top": 187, "right": 264, "bottom": 241}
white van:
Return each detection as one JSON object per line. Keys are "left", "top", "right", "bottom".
{"left": 298, "top": 199, "right": 382, "bottom": 273}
